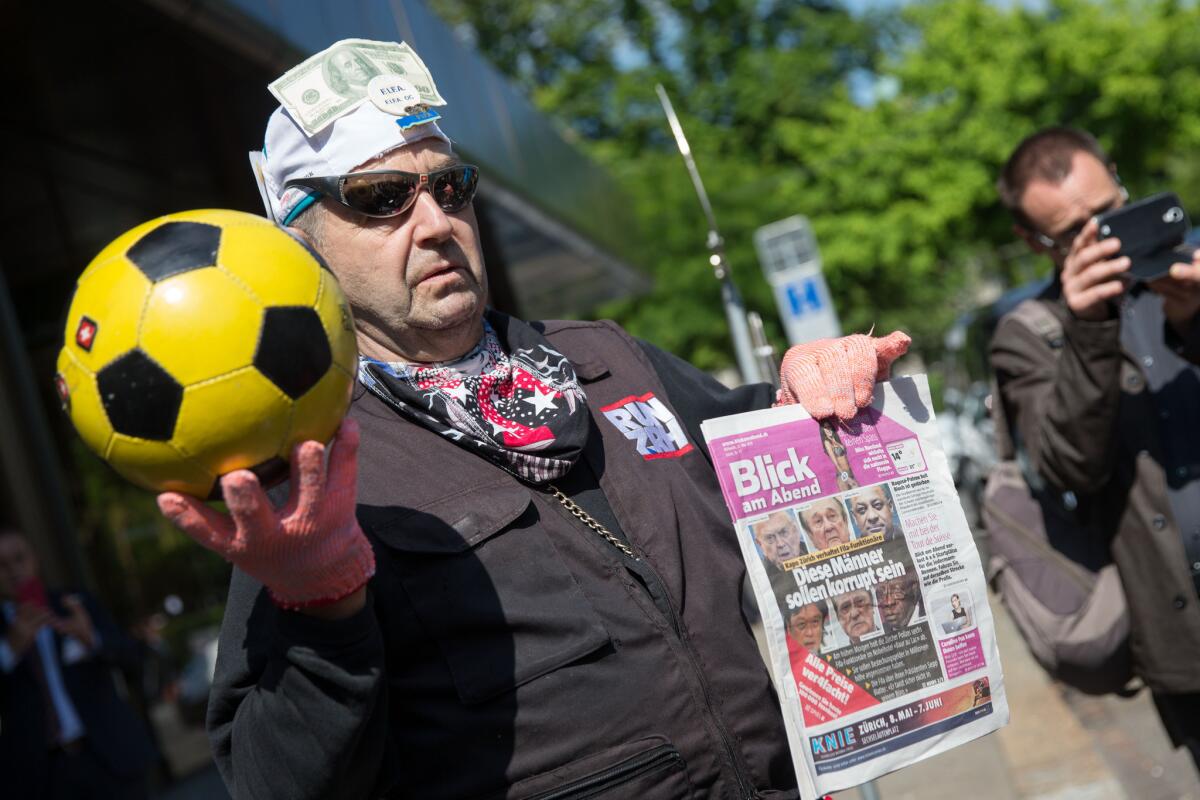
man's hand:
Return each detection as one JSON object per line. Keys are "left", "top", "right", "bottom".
{"left": 6, "top": 603, "right": 53, "bottom": 660}
{"left": 1149, "top": 249, "right": 1200, "bottom": 338}
{"left": 1061, "top": 219, "right": 1130, "bottom": 321}
{"left": 776, "top": 331, "right": 911, "bottom": 421}
{"left": 51, "top": 595, "right": 97, "bottom": 650}
{"left": 157, "top": 419, "right": 375, "bottom": 614}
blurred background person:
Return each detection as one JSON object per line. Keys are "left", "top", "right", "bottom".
{"left": 993, "top": 126, "right": 1200, "bottom": 768}
{"left": 0, "top": 529, "right": 156, "bottom": 800}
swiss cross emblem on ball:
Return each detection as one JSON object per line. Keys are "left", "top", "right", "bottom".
{"left": 75, "top": 317, "right": 98, "bottom": 351}
{"left": 55, "top": 210, "right": 358, "bottom": 498}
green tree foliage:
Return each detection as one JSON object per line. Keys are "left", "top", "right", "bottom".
{"left": 793, "top": 0, "right": 1200, "bottom": 352}
{"left": 433, "top": 0, "right": 1200, "bottom": 369}
{"left": 433, "top": 0, "right": 882, "bottom": 367}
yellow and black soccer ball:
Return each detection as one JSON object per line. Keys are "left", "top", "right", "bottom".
{"left": 55, "top": 209, "right": 357, "bottom": 497}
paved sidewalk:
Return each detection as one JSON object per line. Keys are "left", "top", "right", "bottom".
{"left": 835, "top": 593, "right": 1199, "bottom": 800}
{"left": 158, "top": 590, "right": 1198, "bottom": 799}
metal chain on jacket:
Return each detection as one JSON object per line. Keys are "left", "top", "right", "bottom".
{"left": 546, "top": 485, "right": 638, "bottom": 560}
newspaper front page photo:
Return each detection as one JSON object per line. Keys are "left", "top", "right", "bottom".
{"left": 702, "top": 375, "right": 1009, "bottom": 796}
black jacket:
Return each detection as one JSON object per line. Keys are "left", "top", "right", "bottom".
{"left": 990, "top": 284, "right": 1200, "bottom": 693}
{"left": 0, "top": 590, "right": 158, "bottom": 796}
{"left": 208, "top": 319, "right": 794, "bottom": 799}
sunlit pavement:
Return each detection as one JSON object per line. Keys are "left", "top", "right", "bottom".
{"left": 153, "top": 589, "right": 1199, "bottom": 799}
{"left": 836, "top": 591, "right": 1200, "bottom": 800}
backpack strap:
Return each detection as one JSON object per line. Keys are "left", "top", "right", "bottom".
{"left": 1009, "top": 299, "right": 1065, "bottom": 349}
{"left": 991, "top": 299, "right": 1064, "bottom": 462}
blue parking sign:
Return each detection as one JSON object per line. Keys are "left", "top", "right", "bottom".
{"left": 785, "top": 277, "right": 824, "bottom": 317}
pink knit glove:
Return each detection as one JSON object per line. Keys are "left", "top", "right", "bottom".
{"left": 156, "top": 419, "right": 375, "bottom": 610}
{"left": 776, "top": 331, "right": 911, "bottom": 421}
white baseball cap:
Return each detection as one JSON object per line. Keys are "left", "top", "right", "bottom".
{"left": 250, "top": 95, "right": 451, "bottom": 224}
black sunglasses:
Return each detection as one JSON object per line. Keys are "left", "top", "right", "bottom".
{"left": 284, "top": 164, "right": 479, "bottom": 220}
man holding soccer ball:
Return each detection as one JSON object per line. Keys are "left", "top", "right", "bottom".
{"left": 157, "top": 39, "right": 910, "bottom": 799}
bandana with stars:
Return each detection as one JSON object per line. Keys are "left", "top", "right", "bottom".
{"left": 357, "top": 313, "right": 589, "bottom": 484}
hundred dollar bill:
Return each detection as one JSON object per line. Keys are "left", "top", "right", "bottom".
{"left": 269, "top": 39, "right": 447, "bottom": 136}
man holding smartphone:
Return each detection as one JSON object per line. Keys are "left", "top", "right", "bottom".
{"left": 992, "top": 126, "right": 1200, "bottom": 768}
{"left": 0, "top": 529, "right": 156, "bottom": 799}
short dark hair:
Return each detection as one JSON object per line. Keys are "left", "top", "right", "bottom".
{"left": 288, "top": 203, "right": 328, "bottom": 251}
{"left": 784, "top": 599, "right": 829, "bottom": 626}
{"left": 997, "top": 127, "right": 1112, "bottom": 225}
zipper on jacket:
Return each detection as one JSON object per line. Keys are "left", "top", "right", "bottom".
{"left": 530, "top": 744, "right": 682, "bottom": 800}
{"left": 624, "top": 555, "right": 757, "bottom": 799}
{"left": 542, "top": 484, "right": 757, "bottom": 798}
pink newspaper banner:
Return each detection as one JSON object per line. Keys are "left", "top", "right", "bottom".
{"left": 707, "top": 408, "right": 926, "bottom": 523}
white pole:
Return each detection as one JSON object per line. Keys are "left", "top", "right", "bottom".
{"left": 655, "top": 84, "right": 766, "bottom": 385}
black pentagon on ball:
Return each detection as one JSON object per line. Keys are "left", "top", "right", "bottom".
{"left": 254, "top": 306, "right": 332, "bottom": 399}
{"left": 127, "top": 221, "right": 221, "bottom": 281}
{"left": 97, "top": 349, "right": 183, "bottom": 441}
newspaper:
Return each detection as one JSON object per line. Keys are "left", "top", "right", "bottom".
{"left": 701, "top": 375, "right": 1008, "bottom": 795}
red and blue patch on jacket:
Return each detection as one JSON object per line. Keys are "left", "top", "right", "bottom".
{"left": 600, "top": 392, "right": 692, "bottom": 460}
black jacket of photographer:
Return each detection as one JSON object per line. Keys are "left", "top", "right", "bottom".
{"left": 205, "top": 319, "right": 800, "bottom": 800}
{"left": 990, "top": 278, "right": 1200, "bottom": 695}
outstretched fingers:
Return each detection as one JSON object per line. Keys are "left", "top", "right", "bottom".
{"left": 874, "top": 331, "right": 912, "bottom": 376}
{"left": 289, "top": 439, "right": 330, "bottom": 525}
{"left": 325, "top": 418, "right": 362, "bottom": 505}
{"left": 221, "top": 471, "right": 277, "bottom": 548}
{"left": 783, "top": 350, "right": 835, "bottom": 419}
{"left": 840, "top": 335, "right": 877, "bottom": 417}
{"left": 157, "top": 492, "right": 236, "bottom": 554}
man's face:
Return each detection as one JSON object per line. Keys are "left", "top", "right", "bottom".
{"left": 875, "top": 576, "right": 917, "bottom": 631}
{"left": 1019, "top": 151, "right": 1125, "bottom": 268}
{"left": 0, "top": 534, "right": 37, "bottom": 600}
{"left": 802, "top": 499, "right": 850, "bottom": 551}
{"left": 300, "top": 139, "right": 487, "bottom": 361}
{"left": 849, "top": 486, "right": 894, "bottom": 539}
{"left": 754, "top": 512, "right": 803, "bottom": 567}
{"left": 834, "top": 590, "right": 877, "bottom": 641}
{"left": 787, "top": 603, "right": 826, "bottom": 653}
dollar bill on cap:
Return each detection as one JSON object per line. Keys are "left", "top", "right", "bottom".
{"left": 269, "top": 39, "right": 447, "bottom": 137}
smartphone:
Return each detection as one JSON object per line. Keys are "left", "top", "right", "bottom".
{"left": 1095, "top": 192, "right": 1195, "bottom": 282}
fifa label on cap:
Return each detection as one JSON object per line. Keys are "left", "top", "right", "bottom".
{"left": 368, "top": 76, "right": 422, "bottom": 115}
{"left": 368, "top": 75, "right": 442, "bottom": 130}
